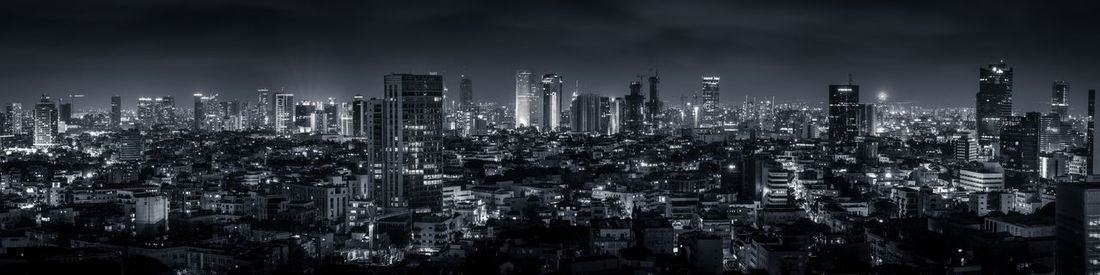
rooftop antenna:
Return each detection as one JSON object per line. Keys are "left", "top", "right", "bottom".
{"left": 848, "top": 73, "right": 853, "bottom": 85}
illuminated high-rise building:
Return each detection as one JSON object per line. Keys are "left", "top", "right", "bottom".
{"left": 828, "top": 83, "right": 860, "bottom": 144}
{"left": 1056, "top": 181, "right": 1100, "bottom": 274}
{"left": 1000, "top": 112, "right": 1040, "bottom": 174}
{"left": 976, "top": 61, "right": 1013, "bottom": 149}
{"left": 700, "top": 76, "right": 720, "bottom": 127}
{"left": 370, "top": 74, "right": 444, "bottom": 211}
{"left": 570, "top": 93, "right": 610, "bottom": 134}
{"left": 645, "top": 74, "right": 663, "bottom": 132}
{"left": 110, "top": 96, "right": 122, "bottom": 129}
{"left": 192, "top": 93, "right": 205, "bottom": 132}
{"left": 541, "top": 74, "right": 563, "bottom": 131}
{"left": 323, "top": 98, "right": 340, "bottom": 134}
{"left": 254, "top": 88, "right": 271, "bottom": 130}
{"left": 5, "top": 103, "right": 24, "bottom": 135}
{"left": 351, "top": 94, "right": 366, "bottom": 136}
{"left": 515, "top": 70, "right": 536, "bottom": 128}
{"left": 136, "top": 96, "right": 176, "bottom": 130}
{"left": 273, "top": 92, "right": 295, "bottom": 136}
{"left": 118, "top": 129, "right": 143, "bottom": 162}
{"left": 1051, "top": 80, "right": 1069, "bottom": 118}
{"left": 59, "top": 102, "right": 72, "bottom": 125}
{"left": 1090, "top": 89, "right": 1098, "bottom": 175}
{"left": 622, "top": 81, "right": 645, "bottom": 134}
{"left": 459, "top": 75, "right": 473, "bottom": 109}
{"left": 32, "top": 94, "right": 58, "bottom": 147}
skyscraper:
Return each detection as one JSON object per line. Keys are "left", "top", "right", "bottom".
{"left": 323, "top": 98, "right": 339, "bottom": 134}
{"left": 571, "top": 93, "right": 609, "bottom": 134}
{"left": 827, "top": 83, "right": 860, "bottom": 144}
{"left": 857, "top": 103, "right": 876, "bottom": 136}
{"left": 110, "top": 96, "right": 122, "bottom": 129}
{"left": 294, "top": 101, "right": 318, "bottom": 134}
{"left": 623, "top": 81, "right": 645, "bottom": 134}
{"left": 371, "top": 74, "right": 444, "bottom": 211}
{"left": 1055, "top": 182, "right": 1100, "bottom": 274}
{"left": 118, "top": 129, "right": 143, "bottom": 161}
{"left": 541, "top": 74, "right": 563, "bottom": 131}
{"left": 273, "top": 92, "right": 295, "bottom": 136}
{"left": 976, "top": 61, "right": 1014, "bottom": 149}
{"left": 137, "top": 97, "right": 156, "bottom": 129}
{"left": 256, "top": 88, "right": 271, "bottom": 129}
{"left": 59, "top": 101, "right": 72, "bottom": 125}
{"left": 459, "top": 75, "right": 473, "bottom": 109}
{"left": 1052, "top": 80, "right": 1069, "bottom": 118}
{"left": 193, "top": 93, "right": 205, "bottom": 132}
{"left": 1000, "top": 112, "right": 1040, "bottom": 174}
{"left": 645, "top": 74, "right": 663, "bottom": 132}
{"left": 515, "top": 70, "right": 535, "bottom": 128}
{"left": 33, "top": 94, "right": 58, "bottom": 147}
{"left": 136, "top": 96, "right": 176, "bottom": 130}
{"left": 351, "top": 94, "right": 366, "bottom": 136}
{"left": 700, "top": 76, "right": 720, "bottom": 127}
{"left": 1090, "top": 89, "right": 1098, "bottom": 175}
{"left": 6, "top": 103, "right": 24, "bottom": 135}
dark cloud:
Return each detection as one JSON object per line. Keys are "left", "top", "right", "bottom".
{"left": 0, "top": 0, "right": 1097, "bottom": 113}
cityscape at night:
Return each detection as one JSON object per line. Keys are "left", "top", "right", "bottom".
{"left": 1, "top": 1, "right": 1099, "bottom": 274}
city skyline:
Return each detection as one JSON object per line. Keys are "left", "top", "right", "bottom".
{"left": 3, "top": 1, "right": 1100, "bottom": 274}
{"left": 1, "top": 1, "right": 1099, "bottom": 111}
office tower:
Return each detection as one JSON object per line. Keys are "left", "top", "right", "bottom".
{"left": 371, "top": 74, "right": 444, "bottom": 211}
{"left": 137, "top": 97, "right": 176, "bottom": 130}
{"left": 32, "top": 94, "right": 58, "bottom": 147}
{"left": 1055, "top": 182, "right": 1100, "bottom": 274}
{"left": 857, "top": 103, "right": 876, "bottom": 136}
{"left": 645, "top": 74, "right": 663, "bottom": 132}
{"left": 609, "top": 97, "right": 622, "bottom": 135}
{"left": 1052, "top": 80, "right": 1069, "bottom": 118}
{"left": 294, "top": 101, "right": 318, "bottom": 133}
{"left": 700, "top": 76, "right": 721, "bottom": 127}
{"left": 324, "top": 98, "right": 339, "bottom": 134}
{"left": 273, "top": 93, "right": 294, "bottom": 136}
{"left": 571, "top": 93, "right": 609, "bottom": 134}
{"left": 192, "top": 93, "right": 204, "bottom": 132}
{"left": 1040, "top": 113, "right": 1071, "bottom": 153}
{"left": 118, "top": 129, "right": 143, "bottom": 161}
{"left": 137, "top": 97, "right": 156, "bottom": 129}
{"left": 763, "top": 168, "right": 791, "bottom": 208}
{"left": 541, "top": 74, "right": 563, "bottom": 131}
{"left": 6, "top": 103, "right": 24, "bottom": 135}
{"left": 255, "top": 88, "right": 272, "bottom": 129}
{"left": 59, "top": 102, "right": 72, "bottom": 125}
{"left": 515, "top": 70, "right": 535, "bottom": 128}
{"left": 1091, "top": 89, "right": 1097, "bottom": 175}
{"left": 459, "top": 75, "right": 473, "bottom": 109}
{"left": 1000, "top": 112, "right": 1040, "bottom": 174}
{"left": 110, "top": 96, "right": 122, "bottom": 129}
{"left": 741, "top": 153, "right": 772, "bottom": 203}
{"left": 954, "top": 131, "right": 979, "bottom": 162}
{"left": 623, "top": 81, "right": 645, "bottom": 134}
{"left": 351, "top": 94, "right": 366, "bottom": 136}
{"left": 338, "top": 101, "right": 353, "bottom": 136}
{"left": 221, "top": 100, "right": 242, "bottom": 131}
{"left": 976, "top": 61, "right": 1014, "bottom": 148}
{"left": 157, "top": 96, "right": 176, "bottom": 127}
{"left": 828, "top": 83, "right": 860, "bottom": 144}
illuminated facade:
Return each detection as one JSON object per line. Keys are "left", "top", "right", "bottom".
{"left": 33, "top": 94, "right": 58, "bottom": 147}
{"left": 700, "top": 76, "right": 720, "bottom": 127}
{"left": 976, "top": 61, "right": 1013, "bottom": 149}
{"left": 371, "top": 74, "right": 444, "bottom": 211}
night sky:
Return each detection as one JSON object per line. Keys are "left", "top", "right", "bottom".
{"left": 2, "top": 0, "right": 1098, "bottom": 113}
